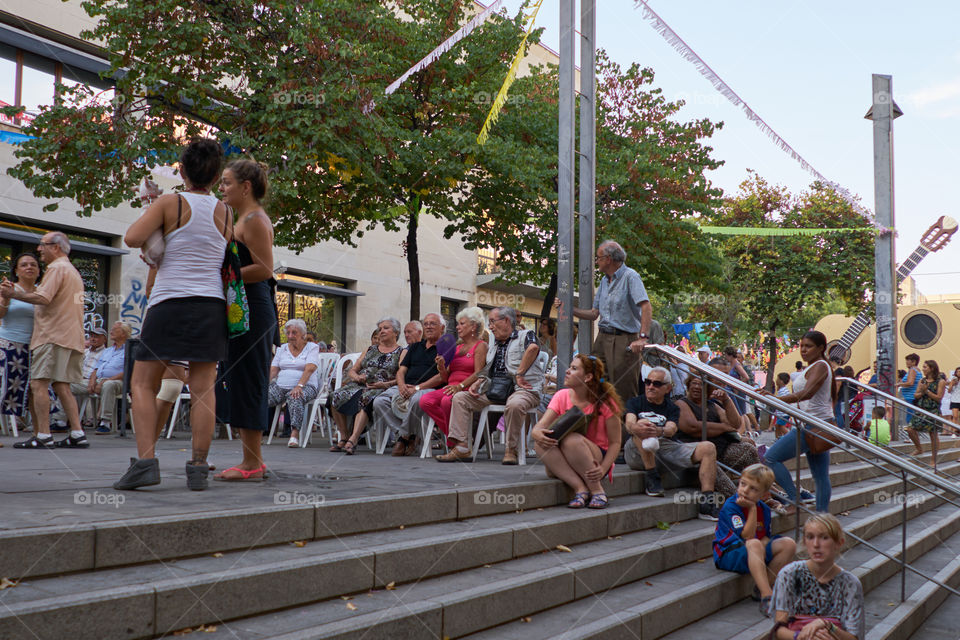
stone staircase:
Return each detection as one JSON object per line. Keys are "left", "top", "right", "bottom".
{"left": 1, "top": 438, "right": 959, "bottom": 640}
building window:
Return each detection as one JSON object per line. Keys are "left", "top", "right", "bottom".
{"left": 275, "top": 274, "right": 349, "bottom": 349}
{"left": 440, "top": 298, "right": 463, "bottom": 336}
{"left": 0, "top": 45, "right": 111, "bottom": 126}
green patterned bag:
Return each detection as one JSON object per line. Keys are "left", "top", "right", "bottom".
{"left": 222, "top": 240, "right": 250, "bottom": 338}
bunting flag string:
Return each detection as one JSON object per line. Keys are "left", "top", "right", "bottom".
{"left": 476, "top": 0, "right": 545, "bottom": 146}
{"left": 699, "top": 225, "right": 875, "bottom": 237}
{"left": 385, "top": 0, "right": 505, "bottom": 95}
{"left": 632, "top": 1, "right": 880, "bottom": 229}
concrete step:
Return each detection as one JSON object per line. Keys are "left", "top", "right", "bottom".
{"left": 189, "top": 475, "right": 953, "bottom": 640}
{"left": 471, "top": 492, "right": 960, "bottom": 640}
{"left": 673, "top": 497, "right": 960, "bottom": 640}
{"left": 2, "top": 446, "right": 955, "bottom": 639}
{"left": 3, "top": 437, "right": 939, "bottom": 582}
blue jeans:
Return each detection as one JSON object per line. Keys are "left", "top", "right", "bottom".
{"left": 764, "top": 426, "right": 831, "bottom": 513}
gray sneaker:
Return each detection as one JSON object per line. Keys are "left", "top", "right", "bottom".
{"left": 697, "top": 492, "right": 720, "bottom": 521}
{"left": 759, "top": 595, "right": 772, "bottom": 617}
{"left": 114, "top": 457, "right": 160, "bottom": 490}
{"left": 185, "top": 461, "right": 210, "bottom": 491}
{"left": 644, "top": 469, "right": 665, "bottom": 497}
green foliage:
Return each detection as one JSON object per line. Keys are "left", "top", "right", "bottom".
{"left": 701, "top": 171, "right": 875, "bottom": 352}
{"left": 8, "top": 0, "right": 726, "bottom": 315}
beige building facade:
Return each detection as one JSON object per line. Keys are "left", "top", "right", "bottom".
{"left": 0, "top": 1, "right": 568, "bottom": 352}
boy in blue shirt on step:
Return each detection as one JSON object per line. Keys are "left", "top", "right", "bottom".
{"left": 713, "top": 463, "right": 797, "bottom": 617}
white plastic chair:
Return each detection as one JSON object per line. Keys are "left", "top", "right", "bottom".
{"left": 299, "top": 353, "right": 340, "bottom": 447}
{"left": 471, "top": 404, "right": 539, "bottom": 464}
{"left": 164, "top": 389, "right": 232, "bottom": 441}
{"left": 2, "top": 415, "right": 17, "bottom": 437}
{"left": 329, "top": 353, "right": 361, "bottom": 444}
{"left": 419, "top": 415, "right": 450, "bottom": 459}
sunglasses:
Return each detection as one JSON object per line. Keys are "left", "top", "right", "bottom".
{"left": 643, "top": 379, "right": 666, "bottom": 388}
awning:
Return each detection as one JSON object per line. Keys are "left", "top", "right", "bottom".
{"left": 0, "top": 22, "right": 111, "bottom": 76}
{"left": 276, "top": 279, "right": 364, "bottom": 298}
{"left": 0, "top": 227, "right": 128, "bottom": 256}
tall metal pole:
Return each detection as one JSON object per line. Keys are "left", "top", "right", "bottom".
{"left": 556, "top": 0, "right": 575, "bottom": 386}
{"left": 577, "top": 0, "right": 596, "bottom": 360}
{"left": 867, "top": 74, "right": 901, "bottom": 438}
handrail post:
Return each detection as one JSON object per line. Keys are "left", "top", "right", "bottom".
{"left": 700, "top": 372, "right": 708, "bottom": 443}
{"left": 901, "top": 469, "right": 907, "bottom": 602}
{"left": 795, "top": 420, "right": 802, "bottom": 539}
{"left": 842, "top": 381, "right": 850, "bottom": 431}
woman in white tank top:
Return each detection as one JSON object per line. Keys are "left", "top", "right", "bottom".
{"left": 117, "top": 138, "right": 231, "bottom": 492}
{"left": 762, "top": 331, "right": 836, "bottom": 514}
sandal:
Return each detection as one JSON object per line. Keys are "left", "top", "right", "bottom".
{"left": 287, "top": 436, "right": 299, "bottom": 448}
{"left": 329, "top": 440, "right": 347, "bottom": 452}
{"left": 587, "top": 493, "right": 609, "bottom": 509}
{"left": 13, "top": 435, "right": 56, "bottom": 449}
{"left": 214, "top": 464, "right": 267, "bottom": 482}
{"left": 342, "top": 440, "right": 356, "bottom": 455}
{"left": 567, "top": 491, "right": 590, "bottom": 509}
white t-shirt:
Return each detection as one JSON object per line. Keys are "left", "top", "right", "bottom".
{"left": 271, "top": 342, "right": 321, "bottom": 389}
{"left": 950, "top": 376, "right": 960, "bottom": 404}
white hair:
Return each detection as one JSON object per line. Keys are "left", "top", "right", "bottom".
{"left": 48, "top": 231, "right": 71, "bottom": 255}
{"left": 378, "top": 316, "right": 402, "bottom": 336}
{"left": 284, "top": 318, "right": 308, "bottom": 335}
{"left": 648, "top": 366, "right": 673, "bottom": 387}
{"left": 456, "top": 306, "right": 484, "bottom": 335}
{"left": 423, "top": 313, "right": 446, "bottom": 332}
{"left": 598, "top": 240, "right": 625, "bottom": 263}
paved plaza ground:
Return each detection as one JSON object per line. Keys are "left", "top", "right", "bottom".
{"left": 0, "top": 429, "right": 567, "bottom": 531}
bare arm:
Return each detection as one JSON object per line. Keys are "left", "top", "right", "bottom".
{"left": 677, "top": 400, "right": 736, "bottom": 438}
{"left": 515, "top": 343, "right": 540, "bottom": 390}
{"left": 599, "top": 414, "right": 622, "bottom": 474}
{"left": 269, "top": 366, "right": 280, "bottom": 382}
{"left": 237, "top": 212, "right": 274, "bottom": 284}
{"left": 780, "top": 362, "right": 830, "bottom": 403}
{"left": 124, "top": 194, "right": 171, "bottom": 248}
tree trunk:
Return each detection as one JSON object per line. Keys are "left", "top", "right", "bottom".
{"left": 406, "top": 202, "right": 421, "bottom": 320}
{"left": 766, "top": 324, "right": 779, "bottom": 392}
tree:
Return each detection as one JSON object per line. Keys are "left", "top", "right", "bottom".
{"left": 708, "top": 172, "right": 875, "bottom": 386}
{"left": 5, "top": 0, "right": 726, "bottom": 317}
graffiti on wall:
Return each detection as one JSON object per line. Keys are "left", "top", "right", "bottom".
{"left": 120, "top": 277, "right": 148, "bottom": 335}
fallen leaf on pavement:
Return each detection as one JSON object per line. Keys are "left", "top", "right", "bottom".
{"left": 386, "top": 582, "right": 396, "bottom": 590}
{"left": 556, "top": 544, "right": 572, "bottom": 553}
{"left": 346, "top": 602, "right": 357, "bottom": 611}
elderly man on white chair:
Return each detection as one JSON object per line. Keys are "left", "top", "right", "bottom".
{"left": 437, "top": 306, "right": 543, "bottom": 465}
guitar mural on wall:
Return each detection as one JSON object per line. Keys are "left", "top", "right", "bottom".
{"left": 827, "top": 216, "right": 958, "bottom": 363}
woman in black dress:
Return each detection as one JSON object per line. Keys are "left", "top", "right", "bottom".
{"left": 216, "top": 159, "right": 276, "bottom": 481}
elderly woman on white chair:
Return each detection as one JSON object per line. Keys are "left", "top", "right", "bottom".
{"left": 268, "top": 319, "right": 322, "bottom": 447}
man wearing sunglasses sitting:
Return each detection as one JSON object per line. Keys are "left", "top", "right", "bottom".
{"left": 623, "top": 366, "right": 722, "bottom": 521}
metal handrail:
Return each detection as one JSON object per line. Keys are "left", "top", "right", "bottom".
{"left": 645, "top": 345, "right": 960, "bottom": 500}
{"left": 648, "top": 344, "right": 960, "bottom": 604}
{"left": 837, "top": 375, "right": 958, "bottom": 433}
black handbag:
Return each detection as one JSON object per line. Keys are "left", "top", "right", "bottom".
{"left": 549, "top": 406, "right": 590, "bottom": 441}
{"left": 485, "top": 376, "right": 515, "bottom": 404}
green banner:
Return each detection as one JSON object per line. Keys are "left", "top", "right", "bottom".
{"left": 699, "top": 226, "right": 875, "bottom": 236}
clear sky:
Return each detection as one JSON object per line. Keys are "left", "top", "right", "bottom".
{"left": 493, "top": 0, "right": 960, "bottom": 296}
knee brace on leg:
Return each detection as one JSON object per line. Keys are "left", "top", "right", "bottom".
{"left": 157, "top": 378, "right": 185, "bottom": 403}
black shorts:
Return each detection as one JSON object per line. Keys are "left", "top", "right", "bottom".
{"left": 137, "top": 297, "right": 227, "bottom": 363}
{"left": 950, "top": 402, "right": 960, "bottom": 411}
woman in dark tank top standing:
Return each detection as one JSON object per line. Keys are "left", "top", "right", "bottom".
{"left": 216, "top": 159, "right": 277, "bottom": 480}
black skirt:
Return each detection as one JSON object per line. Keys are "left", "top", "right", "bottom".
{"left": 137, "top": 297, "right": 227, "bottom": 363}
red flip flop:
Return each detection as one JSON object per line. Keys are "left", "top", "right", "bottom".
{"left": 213, "top": 464, "right": 266, "bottom": 481}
